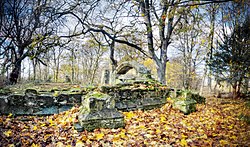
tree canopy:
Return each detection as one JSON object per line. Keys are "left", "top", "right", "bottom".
{"left": 0, "top": 0, "right": 249, "bottom": 94}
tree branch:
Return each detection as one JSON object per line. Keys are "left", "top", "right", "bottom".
{"left": 85, "top": 27, "right": 151, "bottom": 58}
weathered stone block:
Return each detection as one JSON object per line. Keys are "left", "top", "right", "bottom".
{"left": 37, "top": 95, "right": 55, "bottom": 107}
{"left": 141, "top": 98, "right": 166, "bottom": 110}
{"left": 173, "top": 99, "right": 196, "bottom": 115}
{"left": 33, "top": 106, "right": 59, "bottom": 115}
{"left": 0, "top": 96, "right": 10, "bottom": 114}
{"left": 7, "top": 94, "right": 25, "bottom": 106}
{"left": 79, "top": 92, "right": 124, "bottom": 131}
{"left": 25, "top": 89, "right": 38, "bottom": 97}
{"left": 79, "top": 108, "right": 124, "bottom": 131}
{"left": 115, "top": 101, "right": 128, "bottom": 111}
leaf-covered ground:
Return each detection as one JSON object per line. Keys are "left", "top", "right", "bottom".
{"left": 0, "top": 97, "right": 249, "bottom": 147}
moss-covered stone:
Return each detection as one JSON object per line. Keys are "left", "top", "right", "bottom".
{"left": 0, "top": 88, "right": 11, "bottom": 95}
{"left": 173, "top": 90, "right": 206, "bottom": 104}
{"left": 79, "top": 109, "right": 124, "bottom": 131}
{"left": 173, "top": 99, "right": 196, "bottom": 115}
{"left": 78, "top": 91, "right": 124, "bottom": 131}
{"left": 25, "top": 89, "right": 39, "bottom": 96}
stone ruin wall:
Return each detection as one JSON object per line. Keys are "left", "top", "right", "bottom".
{"left": 0, "top": 85, "right": 171, "bottom": 115}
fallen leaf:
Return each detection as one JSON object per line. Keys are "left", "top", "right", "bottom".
{"left": 31, "top": 143, "right": 40, "bottom": 147}
{"left": 180, "top": 138, "right": 187, "bottom": 146}
{"left": 8, "top": 113, "right": 13, "bottom": 117}
{"left": 220, "top": 140, "right": 229, "bottom": 146}
{"left": 75, "top": 140, "right": 85, "bottom": 147}
{"left": 33, "top": 126, "right": 37, "bottom": 131}
{"left": 56, "top": 142, "right": 64, "bottom": 147}
{"left": 95, "top": 133, "right": 104, "bottom": 140}
{"left": 3, "top": 130, "right": 12, "bottom": 137}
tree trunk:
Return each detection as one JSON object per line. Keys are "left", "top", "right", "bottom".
{"left": 55, "top": 62, "right": 59, "bottom": 82}
{"left": 71, "top": 49, "right": 75, "bottom": 83}
{"left": 9, "top": 61, "right": 22, "bottom": 84}
{"left": 32, "top": 60, "right": 37, "bottom": 81}
{"left": 156, "top": 63, "right": 166, "bottom": 85}
{"left": 232, "top": 84, "right": 238, "bottom": 99}
{"left": 208, "top": 4, "right": 216, "bottom": 93}
{"left": 243, "top": 75, "right": 249, "bottom": 94}
{"left": 199, "top": 66, "right": 207, "bottom": 95}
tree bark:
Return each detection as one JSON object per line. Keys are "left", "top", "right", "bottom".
{"left": 208, "top": 4, "right": 216, "bottom": 93}
{"left": 9, "top": 61, "right": 22, "bottom": 84}
{"left": 156, "top": 62, "right": 167, "bottom": 85}
{"left": 141, "top": 0, "right": 168, "bottom": 84}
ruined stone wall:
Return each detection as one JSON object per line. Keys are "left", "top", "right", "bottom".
{"left": 0, "top": 90, "right": 82, "bottom": 115}
{"left": 0, "top": 85, "right": 171, "bottom": 115}
{"left": 100, "top": 85, "right": 170, "bottom": 111}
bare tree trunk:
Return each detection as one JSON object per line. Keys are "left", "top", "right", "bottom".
{"left": 71, "top": 48, "right": 75, "bottom": 83}
{"left": 110, "top": 40, "right": 117, "bottom": 70}
{"left": 243, "top": 75, "right": 249, "bottom": 94}
{"left": 9, "top": 61, "right": 22, "bottom": 84}
{"left": 199, "top": 67, "right": 207, "bottom": 95}
{"left": 38, "top": 62, "right": 41, "bottom": 81}
{"left": 208, "top": 4, "right": 216, "bottom": 93}
{"left": 232, "top": 83, "right": 237, "bottom": 98}
{"left": 32, "top": 59, "right": 37, "bottom": 81}
{"left": 156, "top": 63, "right": 167, "bottom": 85}
{"left": 55, "top": 60, "right": 60, "bottom": 82}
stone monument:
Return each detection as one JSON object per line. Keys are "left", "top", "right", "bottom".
{"left": 78, "top": 91, "right": 124, "bottom": 131}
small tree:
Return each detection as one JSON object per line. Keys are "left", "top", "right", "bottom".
{"left": 209, "top": 16, "right": 250, "bottom": 98}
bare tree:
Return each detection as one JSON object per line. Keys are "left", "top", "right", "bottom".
{"left": 74, "top": 0, "right": 233, "bottom": 84}
{"left": 0, "top": 0, "right": 59, "bottom": 83}
{"left": 80, "top": 37, "right": 107, "bottom": 84}
{"left": 0, "top": 0, "right": 78, "bottom": 84}
{"left": 174, "top": 8, "right": 205, "bottom": 89}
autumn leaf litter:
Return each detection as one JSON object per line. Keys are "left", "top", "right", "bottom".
{"left": 0, "top": 97, "right": 249, "bottom": 146}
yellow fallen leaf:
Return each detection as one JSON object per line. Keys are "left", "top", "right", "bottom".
{"left": 81, "top": 135, "right": 88, "bottom": 141}
{"left": 220, "top": 140, "right": 229, "bottom": 146}
{"left": 3, "top": 130, "right": 12, "bottom": 137}
{"left": 212, "top": 133, "right": 218, "bottom": 137}
{"left": 119, "top": 132, "right": 127, "bottom": 139}
{"left": 8, "top": 144, "right": 15, "bottom": 147}
{"left": 228, "top": 125, "right": 233, "bottom": 129}
{"left": 95, "top": 133, "right": 104, "bottom": 140}
{"left": 160, "top": 116, "right": 166, "bottom": 122}
{"left": 229, "top": 135, "right": 237, "bottom": 140}
{"left": 48, "top": 119, "right": 55, "bottom": 126}
{"left": 40, "top": 123, "right": 46, "bottom": 127}
{"left": 200, "top": 134, "right": 208, "bottom": 139}
{"left": 31, "top": 143, "right": 40, "bottom": 147}
{"left": 164, "top": 125, "right": 171, "bottom": 130}
{"left": 181, "top": 134, "right": 188, "bottom": 139}
{"left": 33, "top": 126, "right": 37, "bottom": 131}
{"left": 112, "top": 135, "right": 120, "bottom": 142}
{"left": 58, "top": 137, "right": 66, "bottom": 140}
{"left": 75, "top": 140, "right": 85, "bottom": 147}
{"left": 56, "top": 142, "right": 64, "bottom": 147}
{"left": 8, "top": 113, "right": 13, "bottom": 117}
{"left": 66, "top": 117, "right": 73, "bottom": 123}
{"left": 145, "top": 133, "right": 153, "bottom": 138}
{"left": 180, "top": 138, "right": 187, "bottom": 146}
{"left": 156, "top": 129, "right": 161, "bottom": 134}
{"left": 44, "top": 134, "right": 52, "bottom": 140}
{"left": 138, "top": 125, "right": 146, "bottom": 130}
{"left": 125, "top": 111, "right": 135, "bottom": 119}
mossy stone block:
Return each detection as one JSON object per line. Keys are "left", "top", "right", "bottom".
{"left": 173, "top": 99, "right": 196, "bottom": 115}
